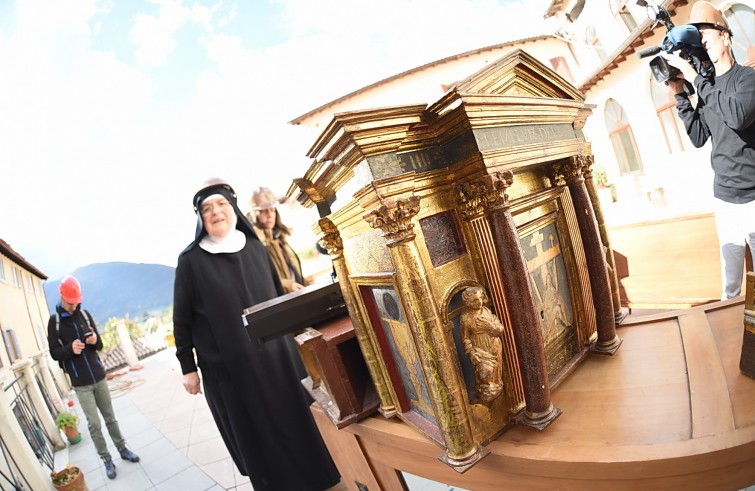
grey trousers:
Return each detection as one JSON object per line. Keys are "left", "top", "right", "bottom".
{"left": 713, "top": 198, "right": 755, "bottom": 299}
{"left": 74, "top": 378, "right": 125, "bottom": 458}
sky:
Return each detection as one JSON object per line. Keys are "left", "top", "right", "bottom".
{"left": 0, "top": 0, "right": 554, "bottom": 280}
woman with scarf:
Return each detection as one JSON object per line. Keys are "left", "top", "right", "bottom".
{"left": 173, "top": 178, "right": 340, "bottom": 491}
{"left": 247, "top": 187, "right": 308, "bottom": 293}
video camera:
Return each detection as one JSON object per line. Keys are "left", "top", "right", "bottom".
{"left": 635, "top": 0, "right": 714, "bottom": 95}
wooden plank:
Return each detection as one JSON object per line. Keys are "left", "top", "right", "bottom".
{"left": 311, "top": 404, "right": 386, "bottom": 491}
{"left": 678, "top": 311, "right": 735, "bottom": 438}
{"left": 311, "top": 299, "right": 755, "bottom": 490}
{"left": 609, "top": 213, "right": 721, "bottom": 307}
{"left": 705, "top": 302, "right": 755, "bottom": 428}
{"left": 349, "top": 414, "right": 755, "bottom": 490}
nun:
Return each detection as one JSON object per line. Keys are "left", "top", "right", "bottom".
{"left": 173, "top": 178, "right": 340, "bottom": 491}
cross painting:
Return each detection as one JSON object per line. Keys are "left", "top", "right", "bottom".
{"left": 520, "top": 221, "right": 578, "bottom": 378}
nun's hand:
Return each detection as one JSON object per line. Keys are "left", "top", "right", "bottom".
{"left": 183, "top": 372, "right": 202, "bottom": 395}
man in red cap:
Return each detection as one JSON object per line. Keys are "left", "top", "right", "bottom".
{"left": 48, "top": 275, "right": 140, "bottom": 480}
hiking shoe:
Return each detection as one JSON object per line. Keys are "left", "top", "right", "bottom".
{"left": 103, "top": 455, "right": 117, "bottom": 479}
{"left": 118, "top": 446, "right": 140, "bottom": 463}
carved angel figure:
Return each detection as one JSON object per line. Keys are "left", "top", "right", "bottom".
{"left": 460, "top": 287, "right": 504, "bottom": 403}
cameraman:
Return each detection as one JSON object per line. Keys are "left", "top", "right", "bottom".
{"left": 667, "top": 1, "right": 755, "bottom": 299}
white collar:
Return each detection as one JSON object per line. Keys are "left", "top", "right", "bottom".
{"left": 199, "top": 229, "right": 246, "bottom": 254}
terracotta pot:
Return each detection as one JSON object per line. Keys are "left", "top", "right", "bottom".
{"left": 51, "top": 466, "right": 88, "bottom": 491}
{"left": 64, "top": 426, "right": 81, "bottom": 445}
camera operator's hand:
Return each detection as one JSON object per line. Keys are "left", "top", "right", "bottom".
{"left": 667, "top": 76, "right": 687, "bottom": 96}
{"left": 663, "top": 52, "right": 699, "bottom": 83}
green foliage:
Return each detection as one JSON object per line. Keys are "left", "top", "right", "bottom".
{"left": 55, "top": 411, "right": 79, "bottom": 430}
{"left": 101, "top": 319, "right": 120, "bottom": 352}
{"left": 592, "top": 165, "right": 609, "bottom": 188}
{"left": 297, "top": 245, "right": 319, "bottom": 260}
{"left": 100, "top": 310, "right": 172, "bottom": 352}
{"left": 51, "top": 465, "right": 80, "bottom": 486}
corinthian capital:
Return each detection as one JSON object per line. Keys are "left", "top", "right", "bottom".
{"left": 550, "top": 156, "right": 585, "bottom": 186}
{"left": 363, "top": 195, "right": 421, "bottom": 246}
{"left": 579, "top": 154, "right": 595, "bottom": 180}
{"left": 456, "top": 170, "right": 514, "bottom": 220}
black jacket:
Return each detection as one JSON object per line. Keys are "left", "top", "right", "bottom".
{"left": 675, "top": 62, "right": 755, "bottom": 204}
{"left": 48, "top": 305, "right": 106, "bottom": 387}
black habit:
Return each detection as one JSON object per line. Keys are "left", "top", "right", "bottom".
{"left": 173, "top": 184, "right": 339, "bottom": 491}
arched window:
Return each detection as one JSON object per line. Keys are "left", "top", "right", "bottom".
{"left": 610, "top": 0, "right": 638, "bottom": 33}
{"left": 722, "top": 3, "right": 755, "bottom": 66}
{"left": 649, "top": 77, "right": 685, "bottom": 153}
{"left": 586, "top": 25, "right": 608, "bottom": 63}
{"left": 549, "top": 56, "right": 576, "bottom": 84}
{"left": 604, "top": 99, "right": 644, "bottom": 175}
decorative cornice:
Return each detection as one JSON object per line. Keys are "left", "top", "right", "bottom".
{"left": 362, "top": 196, "right": 421, "bottom": 246}
{"left": 293, "top": 178, "right": 327, "bottom": 203}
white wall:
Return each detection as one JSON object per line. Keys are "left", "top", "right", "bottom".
{"left": 294, "top": 38, "right": 580, "bottom": 137}
{"left": 0, "top": 255, "right": 50, "bottom": 367}
{"left": 583, "top": 0, "right": 753, "bottom": 216}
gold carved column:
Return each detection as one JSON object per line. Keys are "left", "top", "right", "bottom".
{"left": 456, "top": 179, "right": 525, "bottom": 411}
{"left": 363, "top": 196, "right": 487, "bottom": 472}
{"left": 459, "top": 171, "right": 561, "bottom": 429}
{"left": 582, "top": 154, "right": 627, "bottom": 324}
{"left": 317, "top": 218, "right": 397, "bottom": 417}
{"left": 553, "top": 157, "right": 622, "bottom": 354}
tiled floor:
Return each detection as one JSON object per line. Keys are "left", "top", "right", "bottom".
{"left": 53, "top": 347, "right": 456, "bottom": 491}
{"left": 53, "top": 348, "right": 245, "bottom": 490}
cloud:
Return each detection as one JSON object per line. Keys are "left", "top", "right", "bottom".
{"left": 1, "top": 0, "right": 554, "bottom": 279}
{"left": 130, "top": 0, "right": 218, "bottom": 67}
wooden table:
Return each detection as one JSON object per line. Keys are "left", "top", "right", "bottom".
{"left": 312, "top": 297, "right": 755, "bottom": 491}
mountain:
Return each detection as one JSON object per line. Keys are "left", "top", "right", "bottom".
{"left": 45, "top": 262, "right": 175, "bottom": 324}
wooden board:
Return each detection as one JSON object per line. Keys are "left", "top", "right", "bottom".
{"left": 609, "top": 213, "right": 722, "bottom": 308}
{"left": 314, "top": 297, "right": 755, "bottom": 490}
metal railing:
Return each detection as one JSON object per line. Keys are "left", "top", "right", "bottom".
{"left": 4, "top": 374, "right": 54, "bottom": 471}
{"left": 0, "top": 430, "right": 30, "bottom": 491}
{"left": 46, "top": 363, "right": 67, "bottom": 402}
{"left": 32, "top": 360, "right": 60, "bottom": 422}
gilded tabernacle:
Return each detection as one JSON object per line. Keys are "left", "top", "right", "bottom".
{"left": 289, "top": 49, "right": 623, "bottom": 472}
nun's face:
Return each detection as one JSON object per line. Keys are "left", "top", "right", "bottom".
{"left": 201, "top": 196, "right": 234, "bottom": 238}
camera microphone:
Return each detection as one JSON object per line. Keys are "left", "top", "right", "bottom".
{"left": 637, "top": 45, "right": 663, "bottom": 58}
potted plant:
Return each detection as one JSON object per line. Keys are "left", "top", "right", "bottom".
{"left": 593, "top": 164, "right": 617, "bottom": 204}
{"left": 51, "top": 464, "right": 88, "bottom": 491}
{"left": 55, "top": 412, "right": 81, "bottom": 445}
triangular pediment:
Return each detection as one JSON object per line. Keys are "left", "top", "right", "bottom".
{"left": 450, "top": 48, "right": 584, "bottom": 101}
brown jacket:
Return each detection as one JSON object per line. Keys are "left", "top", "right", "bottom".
{"left": 249, "top": 221, "right": 306, "bottom": 293}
